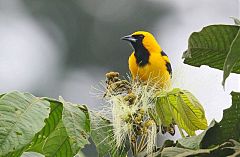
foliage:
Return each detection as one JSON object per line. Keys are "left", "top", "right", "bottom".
{"left": 90, "top": 112, "right": 129, "bottom": 157}
{"left": 160, "top": 139, "right": 240, "bottom": 157}
{"left": 177, "top": 91, "right": 240, "bottom": 150}
{"left": 156, "top": 89, "right": 207, "bottom": 137}
{"left": 0, "top": 18, "right": 240, "bottom": 157}
{"left": 0, "top": 92, "right": 50, "bottom": 156}
{"left": 163, "top": 18, "right": 240, "bottom": 157}
{"left": 182, "top": 23, "right": 240, "bottom": 87}
{"left": 0, "top": 94, "right": 90, "bottom": 157}
{"left": 157, "top": 91, "right": 240, "bottom": 157}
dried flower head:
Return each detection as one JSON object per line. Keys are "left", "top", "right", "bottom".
{"left": 103, "top": 71, "right": 170, "bottom": 156}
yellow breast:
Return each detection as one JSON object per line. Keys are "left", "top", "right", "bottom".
{"left": 128, "top": 52, "right": 171, "bottom": 89}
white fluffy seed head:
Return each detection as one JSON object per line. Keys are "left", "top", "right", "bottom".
{"left": 96, "top": 73, "right": 172, "bottom": 155}
{"left": 107, "top": 79, "right": 160, "bottom": 150}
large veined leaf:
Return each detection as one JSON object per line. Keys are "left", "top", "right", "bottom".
{"left": 160, "top": 140, "right": 238, "bottom": 157}
{"left": 42, "top": 120, "right": 73, "bottom": 157}
{"left": 155, "top": 92, "right": 173, "bottom": 127}
{"left": 0, "top": 91, "right": 50, "bottom": 156}
{"left": 4, "top": 98, "right": 63, "bottom": 157}
{"left": 156, "top": 88, "right": 207, "bottom": 137}
{"left": 168, "top": 91, "right": 240, "bottom": 157}
{"left": 178, "top": 90, "right": 207, "bottom": 130}
{"left": 183, "top": 24, "right": 240, "bottom": 86}
{"left": 183, "top": 25, "right": 240, "bottom": 73}
{"left": 4, "top": 146, "right": 28, "bottom": 157}
{"left": 90, "top": 112, "right": 116, "bottom": 157}
{"left": 223, "top": 29, "right": 240, "bottom": 86}
{"left": 29, "top": 97, "right": 90, "bottom": 157}
{"left": 90, "top": 112, "right": 129, "bottom": 157}
{"left": 27, "top": 98, "right": 63, "bottom": 155}
{"left": 61, "top": 97, "right": 90, "bottom": 154}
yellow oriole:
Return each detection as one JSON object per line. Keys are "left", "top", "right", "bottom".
{"left": 121, "top": 31, "right": 172, "bottom": 89}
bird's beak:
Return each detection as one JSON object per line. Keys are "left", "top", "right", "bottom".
{"left": 121, "top": 35, "right": 137, "bottom": 42}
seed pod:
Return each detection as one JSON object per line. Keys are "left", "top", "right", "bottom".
{"left": 134, "top": 113, "right": 142, "bottom": 124}
{"left": 123, "top": 114, "right": 131, "bottom": 123}
{"left": 106, "top": 72, "right": 119, "bottom": 79}
{"left": 113, "top": 77, "right": 121, "bottom": 82}
{"left": 124, "top": 93, "right": 136, "bottom": 105}
{"left": 144, "top": 120, "right": 155, "bottom": 128}
{"left": 138, "top": 108, "right": 145, "bottom": 115}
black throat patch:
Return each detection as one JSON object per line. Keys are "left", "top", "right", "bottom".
{"left": 131, "top": 36, "right": 150, "bottom": 67}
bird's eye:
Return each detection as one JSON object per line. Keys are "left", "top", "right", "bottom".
{"left": 132, "top": 34, "right": 144, "bottom": 39}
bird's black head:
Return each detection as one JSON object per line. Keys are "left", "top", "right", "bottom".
{"left": 121, "top": 34, "right": 145, "bottom": 50}
{"left": 121, "top": 31, "right": 161, "bottom": 53}
{"left": 121, "top": 31, "right": 162, "bottom": 67}
{"left": 121, "top": 32, "right": 151, "bottom": 66}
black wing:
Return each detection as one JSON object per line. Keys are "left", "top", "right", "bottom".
{"left": 161, "top": 51, "right": 172, "bottom": 77}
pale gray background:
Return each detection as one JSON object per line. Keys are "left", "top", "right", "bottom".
{"left": 0, "top": 0, "right": 239, "bottom": 156}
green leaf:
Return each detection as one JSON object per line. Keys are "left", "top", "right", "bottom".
{"left": 160, "top": 147, "right": 210, "bottom": 157}
{"left": 175, "top": 91, "right": 240, "bottom": 152}
{"left": 29, "top": 97, "right": 91, "bottom": 157}
{"left": 177, "top": 120, "right": 216, "bottom": 150}
{"left": 90, "top": 113, "right": 114, "bottom": 157}
{"left": 4, "top": 147, "right": 27, "bottom": 157}
{"left": 28, "top": 98, "right": 63, "bottom": 153}
{"left": 90, "top": 112, "right": 129, "bottom": 157}
{"left": 155, "top": 93, "right": 173, "bottom": 127}
{"left": 160, "top": 140, "right": 236, "bottom": 157}
{"left": 200, "top": 92, "right": 240, "bottom": 148}
{"left": 41, "top": 120, "right": 73, "bottom": 157}
{"left": 148, "top": 108, "right": 161, "bottom": 126}
{"left": 166, "top": 89, "right": 207, "bottom": 136}
{"left": 27, "top": 98, "right": 71, "bottom": 157}
{"left": 61, "top": 97, "right": 90, "bottom": 154}
{"left": 183, "top": 25, "right": 240, "bottom": 74}
{"left": 222, "top": 29, "right": 240, "bottom": 86}
{"left": 0, "top": 91, "right": 50, "bottom": 156}
{"left": 178, "top": 90, "right": 207, "bottom": 130}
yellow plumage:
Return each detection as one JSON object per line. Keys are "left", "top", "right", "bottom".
{"left": 122, "top": 31, "right": 172, "bottom": 89}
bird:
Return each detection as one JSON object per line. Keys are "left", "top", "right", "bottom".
{"left": 121, "top": 31, "right": 172, "bottom": 89}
